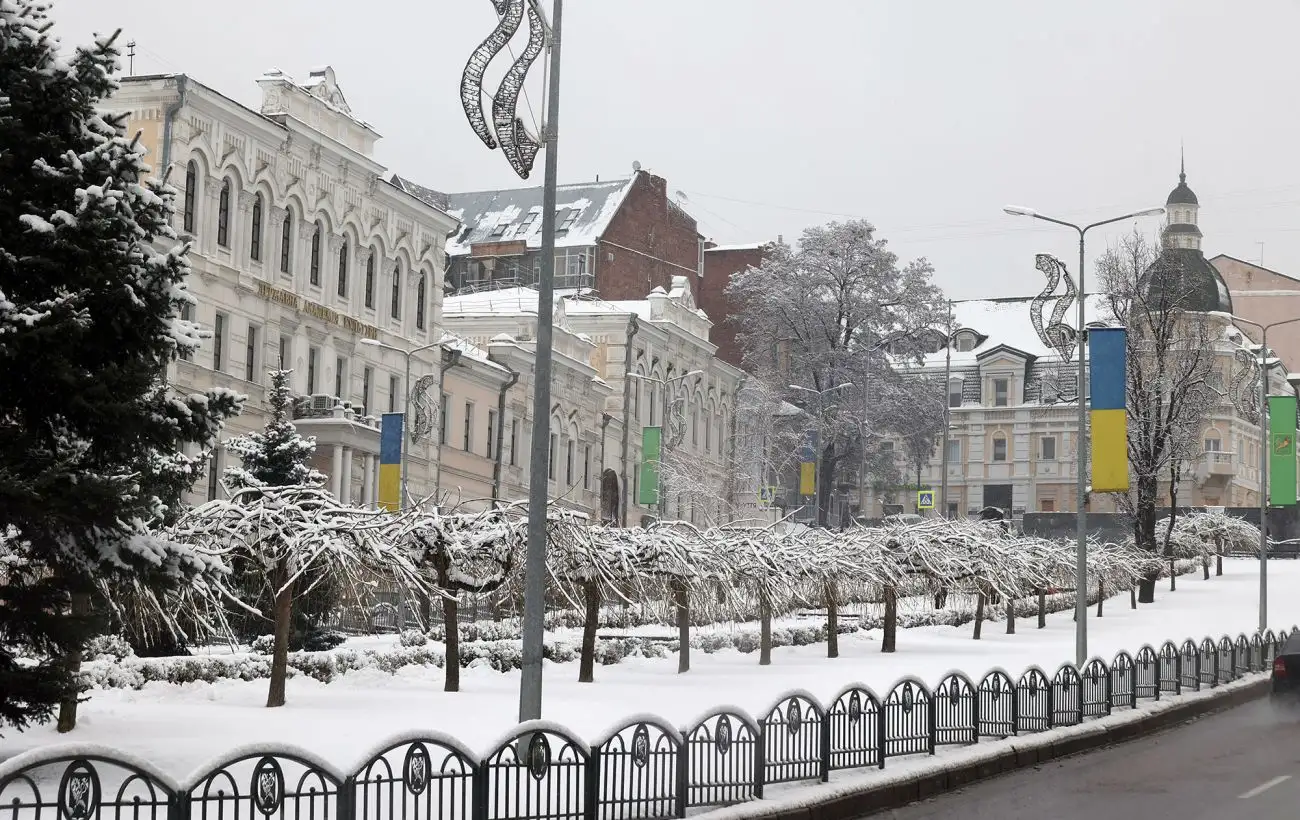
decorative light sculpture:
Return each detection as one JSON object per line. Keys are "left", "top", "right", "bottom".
{"left": 460, "top": 0, "right": 547, "bottom": 179}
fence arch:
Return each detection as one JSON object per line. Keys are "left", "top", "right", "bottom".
{"left": 350, "top": 731, "right": 478, "bottom": 820}
{"left": 1109, "top": 650, "right": 1137, "bottom": 709}
{"left": 0, "top": 748, "right": 177, "bottom": 820}
{"left": 1157, "top": 641, "right": 1181, "bottom": 696}
{"left": 1080, "top": 658, "right": 1110, "bottom": 719}
{"left": 481, "top": 722, "right": 589, "bottom": 820}
{"left": 932, "top": 672, "right": 977, "bottom": 747}
{"left": 1016, "top": 667, "right": 1052, "bottom": 733}
{"left": 1051, "top": 664, "right": 1083, "bottom": 726}
{"left": 680, "top": 707, "right": 759, "bottom": 807}
{"left": 882, "top": 677, "right": 934, "bottom": 759}
{"left": 1134, "top": 645, "right": 1159, "bottom": 701}
{"left": 1179, "top": 639, "right": 1200, "bottom": 691}
{"left": 185, "top": 748, "right": 343, "bottom": 820}
{"left": 1198, "top": 638, "right": 1218, "bottom": 686}
{"left": 1235, "top": 634, "right": 1252, "bottom": 675}
{"left": 759, "top": 690, "right": 827, "bottom": 786}
{"left": 1217, "top": 636, "right": 1235, "bottom": 683}
{"left": 976, "top": 669, "right": 1016, "bottom": 738}
{"left": 826, "top": 684, "right": 883, "bottom": 771}
{"left": 592, "top": 715, "right": 683, "bottom": 820}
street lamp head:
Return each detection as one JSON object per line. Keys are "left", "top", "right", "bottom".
{"left": 1003, "top": 205, "right": 1037, "bottom": 217}
{"left": 1133, "top": 207, "right": 1165, "bottom": 218}
{"left": 360, "top": 338, "right": 382, "bottom": 347}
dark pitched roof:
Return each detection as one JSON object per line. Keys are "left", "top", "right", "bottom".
{"left": 390, "top": 174, "right": 450, "bottom": 212}
{"left": 1145, "top": 247, "right": 1233, "bottom": 314}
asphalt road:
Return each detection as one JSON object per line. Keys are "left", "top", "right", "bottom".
{"left": 872, "top": 696, "right": 1300, "bottom": 819}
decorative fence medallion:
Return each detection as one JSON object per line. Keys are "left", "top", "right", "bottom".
{"left": 630, "top": 724, "right": 650, "bottom": 768}
{"left": 948, "top": 677, "right": 961, "bottom": 705}
{"left": 1027, "top": 675, "right": 1039, "bottom": 695}
{"left": 57, "top": 761, "right": 100, "bottom": 820}
{"left": 901, "top": 683, "right": 914, "bottom": 713}
{"left": 526, "top": 733, "right": 550, "bottom": 781}
{"left": 786, "top": 700, "right": 803, "bottom": 735}
{"left": 715, "top": 716, "right": 733, "bottom": 755}
{"left": 251, "top": 757, "right": 285, "bottom": 816}
{"left": 403, "top": 742, "right": 431, "bottom": 795}
{"left": 847, "top": 691, "right": 862, "bottom": 723}
{"left": 991, "top": 674, "right": 1003, "bottom": 697}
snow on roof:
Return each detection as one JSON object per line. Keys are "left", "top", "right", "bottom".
{"left": 916, "top": 295, "right": 1111, "bottom": 369}
{"left": 438, "top": 332, "right": 510, "bottom": 373}
{"left": 390, "top": 175, "right": 450, "bottom": 212}
{"left": 704, "top": 243, "right": 768, "bottom": 253}
{"left": 444, "top": 287, "right": 540, "bottom": 316}
{"left": 441, "top": 178, "right": 636, "bottom": 256}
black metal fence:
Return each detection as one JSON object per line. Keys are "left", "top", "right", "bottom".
{"left": 2, "top": 627, "right": 1291, "bottom": 820}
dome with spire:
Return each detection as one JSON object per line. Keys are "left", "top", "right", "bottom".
{"left": 1144, "top": 156, "right": 1232, "bottom": 314}
{"left": 1166, "top": 170, "right": 1199, "bottom": 206}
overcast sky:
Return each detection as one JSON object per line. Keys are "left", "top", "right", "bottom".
{"left": 47, "top": 0, "right": 1300, "bottom": 300}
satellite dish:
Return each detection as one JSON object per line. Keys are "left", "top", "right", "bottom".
{"left": 632, "top": 160, "right": 642, "bottom": 172}
{"left": 675, "top": 190, "right": 689, "bottom": 202}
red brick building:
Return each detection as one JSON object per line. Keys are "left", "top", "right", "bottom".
{"left": 700, "top": 243, "right": 771, "bottom": 368}
{"left": 393, "top": 170, "right": 705, "bottom": 302}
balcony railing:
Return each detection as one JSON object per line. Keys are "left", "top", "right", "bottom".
{"left": 292, "top": 394, "right": 381, "bottom": 431}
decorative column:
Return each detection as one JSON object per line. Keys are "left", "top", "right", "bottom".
{"left": 268, "top": 206, "right": 288, "bottom": 281}
{"left": 361, "top": 453, "right": 375, "bottom": 508}
{"left": 331, "top": 444, "right": 344, "bottom": 498}
{"left": 340, "top": 446, "right": 354, "bottom": 505}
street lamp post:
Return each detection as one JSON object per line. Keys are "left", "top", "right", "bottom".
{"left": 629, "top": 370, "right": 703, "bottom": 521}
{"left": 1003, "top": 204, "right": 1164, "bottom": 667}
{"left": 790, "top": 383, "right": 854, "bottom": 526}
{"left": 1225, "top": 315, "right": 1300, "bottom": 633}
{"left": 360, "top": 337, "right": 446, "bottom": 509}
{"left": 939, "top": 300, "right": 953, "bottom": 518}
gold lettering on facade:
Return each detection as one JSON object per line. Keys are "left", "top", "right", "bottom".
{"left": 257, "top": 281, "right": 378, "bottom": 339}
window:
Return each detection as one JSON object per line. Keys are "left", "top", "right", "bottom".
{"left": 463, "top": 402, "right": 474, "bottom": 451}
{"left": 519, "top": 210, "right": 539, "bottom": 232}
{"left": 949, "top": 379, "right": 963, "bottom": 408}
{"left": 213, "top": 313, "right": 226, "bottom": 371}
{"left": 207, "top": 450, "right": 220, "bottom": 501}
{"left": 307, "top": 346, "right": 319, "bottom": 394}
{"left": 489, "top": 219, "right": 507, "bottom": 238}
{"left": 946, "top": 439, "right": 960, "bottom": 463}
{"left": 1205, "top": 436, "right": 1221, "bottom": 452}
{"left": 245, "top": 324, "right": 258, "bottom": 382}
{"left": 178, "top": 301, "right": 194, "bottom": 361}
{"left": 549, "top": 433, "right": 558, "bottom": 480}
{"left": 705, "top": 409, "right": 712, "bottom": 452}
{"left": 649, "top": 386, "right": 658, "bottom": 425}
{"left": 216, "top": 179, "right": 231, "bottom": 247}
{"left": 557, "top": 208, "right": 579, "bottom": 233}
{"left": 947, "top": 502, "right": 959, "bottom": 517}
{"left": 1040, "top": 499, "right": 1055, "bottom": 512}
{"left": 337, "top": 241, "right": 349, "bottom": 298}
{"left": 439, "top": 393, "right": 449, "bottom": 444}
{"left": 278, "top": 334, "right": 290, "bottom": 369}
{"left": 1041, "top": 436, "right": 1057, "bottom": 460}
{"left": 992, "top": 435, "right": 1007, "bottom": 462}
{"left": 416, "top": 274, "right": 427, "bottom": 330}
{"left": 390, "top": 375, "right": 400, "bottom": 414}
{"left": 566, "top": 439, "right": 575, "bottom": 485}
{"left": 362, "top": 367, "right": 373, "bottom": 417}
{"left": 692, "top": 407, "right": 699, "bottom": 446}
{"left": 309, "top": 225, "right": 321, "bottom": 286}
{"left": 510, "top": 419, "right": 519, "bottom": 466}
{"left": 183, "top": 162, "right": 197, "bottom": 233}
{"left": 487, "top": 410, "right": 497, "bottom": 459}
{"left": 280, "top": 209, "right": 293, "bottom": 275}
{"left": 335, "top": 356, "right": 346, "bottom": 401}
{"left": 583, "top": 444, "right": 591, "bottom": 489}
{"left": 956, "top": 332, "right": 975, "bottom": 353}
{"left": 250, "top": 194, "right": 263, "bottom": 261}
{"left": 365, "top": 253, "right": 376, "bottom": 308}
{"left": 390, "top": 262, "right": 402, "bottom": 320}
{"left": 993, "top": 378, "right": 1009, "bottom": 407}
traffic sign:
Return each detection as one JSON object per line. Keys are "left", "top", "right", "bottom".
{"left": 758, "top": 486, "right": 777, "bottom": 506}
{"left": 917, "top": 489, "right": 935, "bottom": 510}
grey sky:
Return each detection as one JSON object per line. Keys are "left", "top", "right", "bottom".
{"left": 48, "top": 0, "right": 1300, "bottom": 300}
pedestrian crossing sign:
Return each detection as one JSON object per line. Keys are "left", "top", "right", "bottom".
{"left": 917, "top": 490, "right": 935, "bottom": 510}
{"left": 758, "top": 486, "right": 777, "bottom": 507}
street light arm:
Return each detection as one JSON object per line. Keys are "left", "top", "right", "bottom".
{"left": 1083, "top": 207, "right": 1165, "bottom": 234}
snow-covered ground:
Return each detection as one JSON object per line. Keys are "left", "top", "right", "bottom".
{"left": 2, "top": 559, "right": 1295, "bottom": 779}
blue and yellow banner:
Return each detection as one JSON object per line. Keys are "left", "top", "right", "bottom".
{"left": 379, "top": 412, "right": 403, "bottom": 511}
{"left": 1088, "top": 327, "right": 1128, "bottom": 493}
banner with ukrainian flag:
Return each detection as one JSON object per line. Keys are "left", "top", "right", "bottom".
{"left": 1088, "top": 327, "right": 1129, "bottom": 493}
{"left": 378, "top": 412, "right": 404, "bottom": 511}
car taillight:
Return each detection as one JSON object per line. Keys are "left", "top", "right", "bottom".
{"left": 1274, "top": 658, "right": 1287, "bottom": 677}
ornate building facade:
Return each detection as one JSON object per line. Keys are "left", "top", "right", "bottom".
{"left": 105, "top": 68, "right": 458, "bottom": 506}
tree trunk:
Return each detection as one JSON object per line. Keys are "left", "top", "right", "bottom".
{"left": 1037, "top": 588, "right": 1047, "bottom": 629}
{"left": 443, "top": 591, "right": 461, "bottom": 693}
{"left": 674, "top": 579, "right": 690, "bottom": 673}
{"left": 816, "top": 448, "right": 837, "bottom": 528}
{"left": 1170, "top": 559, "right": 1177, "bottom": 591}
{"left": 934, "top": 587, "right": 948, "bottom": 610}
{"left": 1135, "top": 473, "right": 1160, "bottom": 604}
{"left": 56, "top": 591, "right": 92, "bottom": 733}
{"left": 825, "top": 581, "right": 839, "bottom": 659}
{"left": 579, "top": 579, "right": 600, "bottom": 683}
{"left": 266, "top": 567, "right": 294, "bottom": 708}
{"left": 1130, "top": 585, "right": 1137, "bottom": 609}
{"left": 1005, "top": 598, "right": 1016, "bottom": 635}
{"left": 881, "top": 585, "right": 897, "bottom": 653}
{"left": 1096, "top": 579, "right": 1104, "bottom": 618}
{"left": 759, "top": 592, "right": 772, "bottom": 666}
{"left": 1203, "top": 557, "right": 1210, "bottom": 580}
{"left": 973, "top": 592, "right": 986, "bottom": 640}
{"left": 1216, "top": 553, "right": 1223, "bottom": 576}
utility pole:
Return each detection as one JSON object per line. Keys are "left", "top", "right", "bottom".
{"left": 939, "top": 300, "right": 953, "bottom": 517}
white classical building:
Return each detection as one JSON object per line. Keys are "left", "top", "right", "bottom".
{"left": 442, "top": 277, "right": 744, "bottom": 525}
{"left": 105, "top": 67, "right": 458, "bottom": 506}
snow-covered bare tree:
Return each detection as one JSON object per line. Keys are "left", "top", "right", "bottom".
{"left": 727, "top": 222, "right": 945, "bottom": 526}
{"left": 0, "top": 4, "right": 243, "bottom": 734}
{"left": 1097, "top": 231, "right": 1220, "bottom": 604}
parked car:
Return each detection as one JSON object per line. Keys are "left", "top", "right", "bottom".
{"left": 1271, "top": 633, "right": 1300, "bottom": 694}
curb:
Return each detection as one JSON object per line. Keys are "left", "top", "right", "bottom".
{"left": 713, "top": 675, "right": 1270, "bottom": 820}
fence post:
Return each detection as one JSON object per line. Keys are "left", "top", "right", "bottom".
{"left": 169, "top": 788, "right": 190, "bottom": 820}
{"left": 674, "top": 734, "right": 688, "bottom": 818}
{"left": 970, "top": 680, "right": 981, "bottom": 743}
{"left": 754, "top": 722, "right": 766, "bottom": 799}
{"left": 1173, "top": 650, "right": 1182, "bottom": 696}
{"left": 584, "top": 745, "right": 600, "bottom": 820}
{"left": 338, "top": 776, "right": 355, "bottom": 820}
{"left": 472, "top": 759, "right": 489, "bottom": 820}
{"left": 1102, "top": 663, "right": 1112, "bottom": 717}
{"left": 876, "top": 703, "right": 887, "bottom": 770}
{"left": 1046, "top": 674, "right": 1056, "bottom": 729}
{"left": 1129, "top": 658, "right": 1137, "bottom": 708}
{"left": 926, "top": 692, "right": 936, "bottom": 756}
{"left": 818, "top": 706, "right": 831, "bottom": 783}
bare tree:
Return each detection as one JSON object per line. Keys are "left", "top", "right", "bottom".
{"left": 1097, "top": 232, "right": 1219, "bottom": 604}
{"left": 727, "top": 222, "right": 945, "bottom": 526}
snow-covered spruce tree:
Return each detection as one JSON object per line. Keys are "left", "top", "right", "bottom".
{"left": 727, "top": 222, "right": 945, "bottom": 526}
{"left": 0, "top": 4, "right": 242, "bottom": 734}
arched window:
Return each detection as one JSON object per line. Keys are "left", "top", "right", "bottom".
{"left": 390, "top": 261, "right": 402, "bottom": 320}
{"left": 216, "top": 179, "right": 231, "bottom": 247}
{"left": 249, "top": 194, "right": 263, "bottom": 261}
{"left": 309, "top": 224, "right": 322, "bottom": 286}
{"left": 337, "top": 240, "right": 349, "bottom": 298}
{"left": 416, "top": 273, "right": 427, "bottom": 330}
{"left": 183, "top": 161, "right": 198, "bottom": 233}
{"left": 365, "top": 251, "right": 376, "bottom": 308}
{"left": 279, "top": 208, "right": 293, "bottom": 275}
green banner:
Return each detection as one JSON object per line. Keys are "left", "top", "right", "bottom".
{"left": 1269, "top": 395, "right": 1297, "bottom": 506}
{"left": 639, "top": 426, "right": 661, "bottom": 506}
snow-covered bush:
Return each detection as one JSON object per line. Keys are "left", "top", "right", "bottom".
{"left": 85, "top": 634, "right": 134, "bottom": 662}
{"left": 250, "top": 635, "right": 275, "bottom": 655}
{"left": 399, "top": 629, "right": 428, "bottom": 647}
